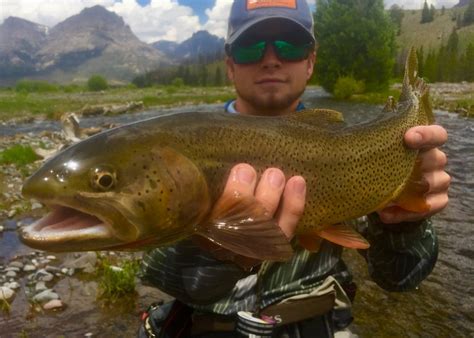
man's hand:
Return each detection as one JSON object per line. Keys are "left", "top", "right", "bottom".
{"left": 222, "top": 163, "right": 306, "bottom": 239}
{"left": 378, "top": 125, "right": 450, "bottom": 224}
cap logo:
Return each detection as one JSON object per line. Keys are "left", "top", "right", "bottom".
{"left": 246, "top": 0, "right": 297, "bottom": 10}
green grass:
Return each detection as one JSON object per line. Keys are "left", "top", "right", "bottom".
{"left": 96, "top": 257, "right": 140, "bottom": 302}
{"left": 0, "top": 85, "right": 235, "bottom": 122}
{"left": 397, "top": 8, "right": 474, "bottom": 53}
{"left": 349, "top": 88, "right": 401, "bottom": 105}
{"left": 0, "top": 145, "right": 39, "bottom": 167}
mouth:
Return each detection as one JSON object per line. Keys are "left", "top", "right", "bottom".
{"left": 255, "top": 78, "right": 286, "bottom": 84}
{"left": 20, "top": 205, "right": 114, "bottom": 249}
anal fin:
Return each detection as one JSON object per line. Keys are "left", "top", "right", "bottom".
{"left": 317, "top": 224, "right": 370, "bottom": 249}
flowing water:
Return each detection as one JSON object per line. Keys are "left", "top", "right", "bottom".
{"left": 1, "top": 87, "right": 473, "bottom": 336}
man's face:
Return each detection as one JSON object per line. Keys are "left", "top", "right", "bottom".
{"left": 226, "top": 22, "right": 316, "bottom": 116}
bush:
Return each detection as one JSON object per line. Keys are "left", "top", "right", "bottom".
{"left": 0, "top": 145, "right": 39, "bottom": 167}
{"left": 87, "top": 75, "right": 108, "bottom": 91}
{"left": 171, "top": 77, "right": 184, "bottom": 87}
{"left": 15, "top": 80, "right": 59, "bottom": 93}
{"left": 333, "top": 76, "right": 365, "bottom": 99}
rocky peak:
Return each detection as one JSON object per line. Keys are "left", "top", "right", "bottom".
{"left": 0, "top": 16, "right": 47, "bottom": 50}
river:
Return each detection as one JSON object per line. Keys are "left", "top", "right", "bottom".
{"left": 1, "top": 87, "right": 473, "bottom": 336}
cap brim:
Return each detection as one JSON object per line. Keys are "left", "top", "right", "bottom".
{"left": 226, "top": 16, "right": 315, "bottom": 46}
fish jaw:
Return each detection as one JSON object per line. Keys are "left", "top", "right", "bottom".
{"left": 20, "top": 204, "right": 119, "bottom": 252}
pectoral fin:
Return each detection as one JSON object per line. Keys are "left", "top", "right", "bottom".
{"left": 317, "top": 224, "right": 370, "bottom": 249}
{"left": 297, "top": 232, "right": 324, "bottom": 252}
{"left": 196, "top": 194, "right": 293, "bottom": 262}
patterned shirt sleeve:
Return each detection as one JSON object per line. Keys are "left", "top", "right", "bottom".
{"left": 364, "top": 213, "right": 438, "bottom": 292}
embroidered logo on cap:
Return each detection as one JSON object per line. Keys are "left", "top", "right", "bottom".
{"left": 246, "top": 0, "right": 297, "bottom": 10}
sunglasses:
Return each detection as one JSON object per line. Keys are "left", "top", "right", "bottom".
{"left": 228, "top": 40, "right": 314, "bottom": 64}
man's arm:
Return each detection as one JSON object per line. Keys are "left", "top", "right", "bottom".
{"left": 365, "top": 125, "right": 449, "bottom": 291}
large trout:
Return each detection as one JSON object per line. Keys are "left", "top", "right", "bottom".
{"left": 20, "top": 48, "right": 433, "bottom": 261}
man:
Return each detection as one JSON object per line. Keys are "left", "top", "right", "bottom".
{"left": 138, "top": 0, "right": 450, "bottom": 337}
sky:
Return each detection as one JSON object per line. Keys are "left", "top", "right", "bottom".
{"left": 0, "top": 0, "right": 460, "bottom": 43}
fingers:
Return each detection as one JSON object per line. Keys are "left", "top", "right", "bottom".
{"left": 275, "top": 176, "right": 306, "bottom": 239}
{"left": 418, "top": 148, "right": 447, "bottom": 172}
{"left": 223, "top": 164, "right": 306, "bottom": 240}
{"left": 404, "top": 125, "right": 448, "bottom": 150}
{"left": 222, "top": 163, "right": 257, "bottom": 198}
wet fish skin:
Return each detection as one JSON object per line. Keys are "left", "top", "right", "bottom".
{"left": 20, "top": 47, "right": 432, "bottom": 260}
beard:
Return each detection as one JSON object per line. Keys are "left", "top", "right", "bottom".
{"left": 235, "top": 85, "right": 305, "bottom": 115}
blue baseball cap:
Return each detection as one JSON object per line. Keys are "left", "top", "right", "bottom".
{"left": 226, "top": 0, "right": 315, "bottom": 46}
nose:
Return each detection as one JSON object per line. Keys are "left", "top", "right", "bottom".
{"left": 260, "top": 44, "right": 282, "bottom": 68}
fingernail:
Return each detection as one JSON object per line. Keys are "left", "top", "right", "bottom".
{"left": 293, "top": 178, "right": 306, "bottom": 197}
{"left": 236, "top": 166, "right": 254, "bottom": 184}
{"left": 268, "top": 169, "right": 284, "bottom": 188}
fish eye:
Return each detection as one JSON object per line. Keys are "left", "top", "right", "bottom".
{"left": 90, "top": 166, "right": 116, "bottom": 191}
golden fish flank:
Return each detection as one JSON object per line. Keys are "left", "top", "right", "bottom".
{"left": 20, "top": 47, "right": 433, "bottom": 261}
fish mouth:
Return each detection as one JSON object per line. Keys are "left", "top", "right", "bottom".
{"left": 20, "top": 204, "right": 115, "bottom": 251}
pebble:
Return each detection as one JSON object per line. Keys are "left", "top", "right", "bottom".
{"left": 0, "top": 225, "right": 4, "bottom": 232}
{"left": 0, "top": 286, "right": 14, "bottom": 300}
{"left": 23, "top": 264, "right": 36, "bottom": 272}
{"left": 43, "top": 299, "right": 64, "bottom": 310}
{"left": 5, "top": 282, "right": 20, "bottom": 290}
{"left": 6, "top": 271, "right": 17, "bottom": 278}
{"left": 46, "top": 255, "right": 57, "bottom": 260}
{"left": 4, "top": 267, "right": 20, "bottom": 272}
{"left": 31, "top": 202, "right": 43, "bottom": 210}
{"left": 33, "top": 289, "right": 59, "bottom": 303}
{"left": 35, "top": 281, "right": 47, "bottom": 292}
{"left": 8, "top": 261, "right": 24, "bottom": 269}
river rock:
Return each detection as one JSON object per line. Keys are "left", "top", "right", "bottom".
{"left": 0, "top": 225, "right": 4, "bottom": 232}
{"left": 35, "top": 281, "right": 47, "bottom": 292}
{"left": 33, "top": 289, "right": 59, "bottom": 303}
{"left": 35, "top": 269, "right": 54, "bottom": 282}
{"left": 62, "top": 252, "right": 97, "bottom": 273}
{"left": 6, "top": 271, "right": 17, "bottom": 278}
{"left": 8, "top": 261, "right": 24, "bottom": 269}
{"left": 5, "top": 281, "right": 20, "bottom": 290}
{"left": 23, "top": 264, "right": 36, "bottom": 272}
{"left": 0, "top": 286, "right": 14, "bottom": 300}
{"left": 43, "top": 299, "right": 64, "bottom": 310}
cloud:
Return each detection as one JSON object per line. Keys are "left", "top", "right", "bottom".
{"left": 109, "top": 0, "right": 201, "bottom": 43}
{"left": 0, "top": 0, "right": 462, "bottom": 45}
{"left": 203, "top": 0, "right": 233, "bottom": 39}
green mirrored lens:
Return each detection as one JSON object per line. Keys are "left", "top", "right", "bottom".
{"left": 232, "top": 41, "right": 266, "bottom": 64}
{"left": 273, "top": 40, "right": 311, "bottom": 61}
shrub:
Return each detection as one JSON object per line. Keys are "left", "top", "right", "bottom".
{"left": 333, "top": 76, "right": 365, "bottom": 99}
{"left": 15, "top": 80, "right": 59, "bottom": 93}
{"left": 171, "top": 77, "right": 184, "bottom": 87}
{"left": 87, "top": 75, "right": 108, "bottom": 91}
{"left": 0, "top": 145, "right": 39, "bottom": 167}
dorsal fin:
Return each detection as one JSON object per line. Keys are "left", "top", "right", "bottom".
{"left": 286, "top": 108, "right": 346, "bottom": 129}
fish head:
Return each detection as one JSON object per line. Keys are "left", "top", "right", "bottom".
{"left": 21, "top": 130, "right": 211, "bottom": 252}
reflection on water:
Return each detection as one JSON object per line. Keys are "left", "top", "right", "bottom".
{"left": 1, "top": 87, "right": 473, "bottom": 336}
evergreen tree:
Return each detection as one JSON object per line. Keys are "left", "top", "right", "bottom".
{"left": 461, "top": 42, "right": 474, "bottom": 81}
{"left": 463, "top": 0, "right": 474, "bottom": 26}
{"left": 417, "top": 46, "right": 424, "bottom": 78}
{"left": 441, "top": 6, "right": 445, "bottom": 15}
{"left": 389, "top": 4, "right": 404, "bottom": 35}
{"left": 314, "top": 0, "right": 396, "bottom": 92}
{"left": 445, "top": 28, "right": 459, "bottom": 81}
{"left": 421, "top": 0, "right": 433, "bottom": 23}
{"left": 214, "top": 66, "right": 223, "bottom": 86}
{"left": 430, "top": 4, "right": 436, "bottom": 20}
{"left": 423, "top": 49, "right": 437, "bottom": 82}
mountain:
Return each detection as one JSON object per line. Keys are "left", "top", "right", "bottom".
{"left": 455, "top": 0, "right": 470, "bottom": 7}
{"left": 0, "top": 6, "right": 169, "bottom": 85}
{"left": 152, "top": 30, "right": 225, "bottom": 62}
{"left": 0, "top": 17, "right": 48, "bottom": 77}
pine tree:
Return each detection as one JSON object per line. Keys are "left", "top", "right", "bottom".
{"left": 421, "top": 0, "right": 433, "bottom": 23}
{"left": 423, "top": 49, "right": 437, "bottom": 82}
{"left": 463, "top": 0, "right": 474, "bottom": 26}
{"left": 462, "top": 42, "right": 474, "bottom": 81}
{"left": 430, "top": 4, "right": 436, "bottom": 21}
{"left": 314, "top": 0, "right": 396, "bottom": 92}
{"left": 389, "top": 4, "right": 404, "bottom": 35}
{"left": 417, "top": 46, "right": 424, "bottom": 78}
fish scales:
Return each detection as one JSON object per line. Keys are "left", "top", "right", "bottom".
{"left": 20, "top": 47, "right": 433, "bottom": 259}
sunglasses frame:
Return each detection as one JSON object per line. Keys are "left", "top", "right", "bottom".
{"left": 227, "top": 39, "right": 315, "bottom": 65}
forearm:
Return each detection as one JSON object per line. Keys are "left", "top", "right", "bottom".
{"left": 364, "top": 213, "right": 438, "bottom": 292}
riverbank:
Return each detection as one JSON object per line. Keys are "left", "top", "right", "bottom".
{"left": 0, "top": 82, "right": 472, "bottom": 124}
{"left": 351, "top": 82, "right": 474, "bottom": 117}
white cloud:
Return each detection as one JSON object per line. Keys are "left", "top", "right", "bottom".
{"left": 108, "top": 0, "right": 201, "bottom": 43}
{"left": 0, "top": 0, "right": 462, "bottom": 45}
{"left": 203, "top": 0, "right": 233, "bottom": 39}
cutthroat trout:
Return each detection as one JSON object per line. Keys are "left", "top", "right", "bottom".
{"left": 20, "top": 48, "right": 433, "bottom": 261}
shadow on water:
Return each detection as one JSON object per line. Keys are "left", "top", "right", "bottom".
{"left": 1, "top": 87, "right": 473, "bottom": 336}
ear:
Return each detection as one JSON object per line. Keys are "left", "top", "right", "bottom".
{"left": 306, "top": 51, "right": 316, "bottom": 80}
{"left": 226, "top": 56, "right": 235, "bottom": 83}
